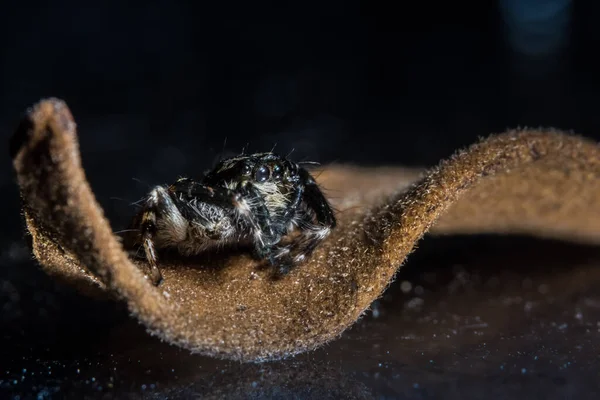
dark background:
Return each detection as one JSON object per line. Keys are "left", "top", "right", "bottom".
{"left": 2, "top": 1, "right": 600, "bottom": 398}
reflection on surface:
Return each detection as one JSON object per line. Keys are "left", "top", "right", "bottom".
{"left": 2, "top": 235, "right": 600, "bottom": 399}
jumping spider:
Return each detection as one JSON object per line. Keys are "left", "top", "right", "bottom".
{"left": 127, "top": 152, "right": 336, "bottom": 285}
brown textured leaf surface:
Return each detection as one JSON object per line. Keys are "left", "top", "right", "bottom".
{"left": 11, "top": 98, "right": 600, "bottom": 362}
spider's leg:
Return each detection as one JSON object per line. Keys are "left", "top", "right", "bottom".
{"left": 138, "top": 189, "right": 165, "bottom": 285}
{"left": 265, "top": 183, "right": 304, "bottom": 272}
{"left": 275, "top": 183, "right": 304, "bottom": 236}
{"left": 301, "top": 170, "right": 336, "bottom": 229}
{"left": 287, "top": 170, "right": 336, "bottom": 263}
{"left": 135, "top": 184, "right": 197, "bottom": 286}
{"left": 230, "top": 181, "right": 279, "bottom": 263}
{"left": 169, "top": 179, "right": 235, "bottom": 241}
{"left": 141, "top": 218, "right": 163, "bottom": 285}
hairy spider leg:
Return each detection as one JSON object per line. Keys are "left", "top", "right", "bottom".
{"left": 138, "top": 184, "right": 207, "bottom": 286}
{"left": 268, "top": 179, "right": 305, "bottom": 268}
{"left": 168, "top": 178, "right": 235, "bottom": 240}
{"left": 139, "top": 190, "right": 165, "bottom": 285}
{"left": 231, "top": 181, "right": 282, "bottom": 264}
{"left": 284, "top": 169, "right": 336, "bottom": 265}
{"left": 274, "top": 177, "right": 304, "bottom": 235}
{"left": 302, "top": 171, "right": 336, "bottom": 229}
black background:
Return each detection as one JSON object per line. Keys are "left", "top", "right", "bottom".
{"left": 2, "top": 1, "right": 600, "bottom": 398}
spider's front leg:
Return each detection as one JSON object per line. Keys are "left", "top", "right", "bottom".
{"left": 287, "top": 170, "right": 336, "bottom": 264}
{"left": 230, "top": 181, "right": 283, "bottom": 266}
{"left": 134, "top": 187, "right": 171, "bottom": 285}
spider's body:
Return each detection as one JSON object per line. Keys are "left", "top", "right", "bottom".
{"left": 129, "top": 152, "right": 336, "bottom": 285}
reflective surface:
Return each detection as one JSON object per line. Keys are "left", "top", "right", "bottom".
{"left": 2, "top": 235, "right": 600, "bottom": 399}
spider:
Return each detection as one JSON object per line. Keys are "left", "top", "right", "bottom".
{"left": 127, "top": 152, "right": 336, "bottom": 285}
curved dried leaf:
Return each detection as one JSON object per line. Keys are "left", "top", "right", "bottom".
{"left": 11, "top": 98, "right": 600, "bottom": 361}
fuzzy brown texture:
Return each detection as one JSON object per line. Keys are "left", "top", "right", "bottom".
{"left": 11, "top": 98, "right": 600, "bottom": 362}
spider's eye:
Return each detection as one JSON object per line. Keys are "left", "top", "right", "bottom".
{"left": 241, "top": 164, "right": 252, "bottom": 176}
{"left": 271, "top": 164, "right": 283, "bottom": 180}
{"left": 255, "top": 165, "right": 270, "bottom": 182}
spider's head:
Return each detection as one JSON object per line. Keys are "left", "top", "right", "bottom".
{"left": 204, "top": 152, "right": 298, "bottom": 188}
